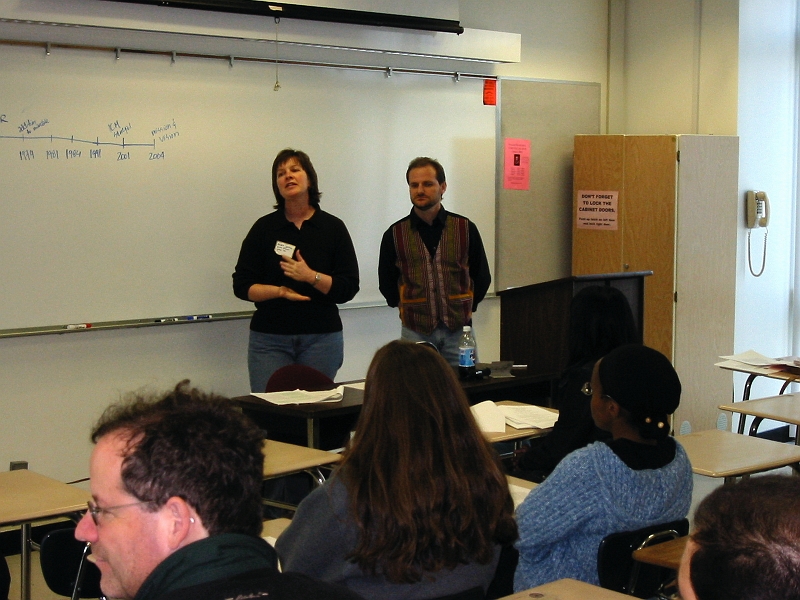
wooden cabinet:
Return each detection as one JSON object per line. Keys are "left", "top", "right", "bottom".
{"left": 572, "top": 135, "right": 738, "bottom": 432}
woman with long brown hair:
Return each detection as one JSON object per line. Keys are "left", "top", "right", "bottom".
{"left": 276, "top": 340, "right": 518, "bottom": 599}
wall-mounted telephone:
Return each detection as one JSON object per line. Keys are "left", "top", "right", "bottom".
{"left": 746, "top": 190, "right": 770, "bottom": 228}
{"left": 746, "top": 190, "right": 769, "bottom": 277}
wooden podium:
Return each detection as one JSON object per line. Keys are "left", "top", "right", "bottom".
{"left": 498, "top": 272, "right": 650, "bottom": 381}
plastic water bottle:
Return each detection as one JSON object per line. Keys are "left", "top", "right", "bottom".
{"left": 458, "top": 325, "right": 477, "bottom": 379}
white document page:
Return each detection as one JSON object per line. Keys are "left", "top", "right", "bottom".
{"left": 719, "top": 350, "right": 777, "bottom": 366}
{"left": 251, "top": 385, "right": 344, "bottom": 405}
{"left": 470, "top": 400, "right": 507, "bottom": 433}
{"left": 498, "top": 405, "right": 559, "bottom": 430}
{"left": 720, "top": 350, "right": 800, "bottom": 369}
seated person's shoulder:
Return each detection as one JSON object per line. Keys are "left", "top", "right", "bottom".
{"left": 157, "top": 567, "right": 364, "bottom": 600}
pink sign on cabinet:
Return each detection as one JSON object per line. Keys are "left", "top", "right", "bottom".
{"left": 576, "top": 190, "right": 619, "bottom": 230}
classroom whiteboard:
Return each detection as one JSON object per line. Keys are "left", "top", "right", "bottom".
{"left": 0, "top": 43, "right": 496, "bottom": 333}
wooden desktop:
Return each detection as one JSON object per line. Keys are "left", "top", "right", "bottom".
{"left": 0, "top": 470, "right": 90, "bottom": 600}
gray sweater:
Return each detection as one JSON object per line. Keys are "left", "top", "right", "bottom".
{"left": 514, "top": 439, "right": 693, "bottom": 591}
{"left": 276, "top": 476, "right": 500, "bottom": 600}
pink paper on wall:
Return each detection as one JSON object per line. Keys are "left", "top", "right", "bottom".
{"left": 503, "top": 138, "right": 530, "bottom": 190}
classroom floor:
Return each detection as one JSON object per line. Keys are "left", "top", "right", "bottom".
{"left": 6, "top": 552, "right": 63, "bottom": 600}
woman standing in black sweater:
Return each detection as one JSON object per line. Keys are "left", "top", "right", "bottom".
{"left": 232, "top": 149, "right": 359, "bottom": 392}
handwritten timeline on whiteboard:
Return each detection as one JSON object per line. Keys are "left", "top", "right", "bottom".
{"left": 3, "top": 116, "right": 176, "bottom": 163}
{"left": 0, "top": 44, "right": 496, "bottom": 333}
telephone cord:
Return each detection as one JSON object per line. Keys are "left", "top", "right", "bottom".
{"left": 747, "top": 227, "right": 768, "bottom": 277}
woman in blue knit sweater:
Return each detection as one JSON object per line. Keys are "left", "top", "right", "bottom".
{"left": 514, "top": 344, "right": 693, "bottom": 591}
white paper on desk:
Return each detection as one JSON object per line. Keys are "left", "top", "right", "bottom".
{"left": 719, "top": 350, "right": 778, "bottom": 366}
{"left": 344, "top": 381, "right": 365, "bottom": 391}
{"left": 498, "top": 405, "right": 559, "bottom": 430}
{"left": 470, "top": 401, "right": 507, "bottom": 433}
{"left": 250, "top": 385, "right": 344, "bottom": 405}
{"left": 720, "top": 350, "right": 800, "bottom": 369}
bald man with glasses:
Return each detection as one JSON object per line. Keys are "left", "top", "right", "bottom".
{"left": 75, "top": 381, "right": 361, "bottom": 600}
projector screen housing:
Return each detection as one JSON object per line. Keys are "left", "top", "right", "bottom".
{"left": 104, "top": 0, "right": 465, "bottom": 33}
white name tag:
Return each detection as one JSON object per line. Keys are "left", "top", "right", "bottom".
{"left": 274, "top": 241, "right": 296, "bottom": 258}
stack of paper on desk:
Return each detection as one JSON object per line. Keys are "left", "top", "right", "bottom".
{"left": 719, "top": 350, "right": 800, "bottom": 375}
{"left": 470, "top": 400, "right": 559, "bottom": 433}
{"left": 250, "top": 385, "right": 344, "bottom": 405}
{"left": 500, "top": 404, "right": 559, "bottom": 429}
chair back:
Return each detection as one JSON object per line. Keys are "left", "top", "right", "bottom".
{"left": 265, "top": 364, "right": 335, "bottom": 392}
{"left": 1, "top": 556, "right": 10, "bottom": 600}
{"left": 39, "top": 526, "right": 103, "bottom": 599}
{"left": 597, "top": 518, "right": 689, "bottom": 598}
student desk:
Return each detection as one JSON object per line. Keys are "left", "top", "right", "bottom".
{"left": 238, "top": 380, "right": 555, "bottom": 450}
{"left": 716, "top": 360, "right": 799, "bottom": 401}
{"left": 499, "top": 578, "right": 631, "bottom": 599}
{"left": 632, "top": 535, "right": 688, "bottom": 571}
{"left": 507, "top": 475, "right": 536, "bottom": 509}
{"left": 238, "top": 386, "right": 364, "bottom": 450}
{"left": 719, "top": 393, "right": 800, "bottom": 441}
{"left": 483, "top": 402, "right": 557, "bottom": 445}
{"left": 676, "top": 429, "right": 800, "bottom": 484}
{"left": 0, "top": 470, "right": 90, "bottom": 600}
{"left": 262, "top": 440, "right": 340, "bottom": 482}
{"left": 262, "top": 517, "right": 292, "bottom": 542}
{"left": 262, "top": 440, "right": 341, "bottom": 512}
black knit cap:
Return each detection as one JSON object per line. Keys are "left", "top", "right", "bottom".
{"left": 598, "top": 344, "right": 681, "bottom": 423}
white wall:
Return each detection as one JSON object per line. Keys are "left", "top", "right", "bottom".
{"left": 620, "top": 0, "right": 798, "bottom": 416}
{"left": 736, "top": 0, "right": 798, "bottom": 402}
{"left": 620, "top": 0, "right": 738, "bottom": 136}
{"left": 0, "top": 0, "right": 610, "bottom": 481}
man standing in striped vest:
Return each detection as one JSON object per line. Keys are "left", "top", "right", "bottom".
{"left": 378, "top": 157, "right": 491, "bottom": 366}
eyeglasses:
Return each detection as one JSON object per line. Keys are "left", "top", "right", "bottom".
{"left": 86, "top": 500, "right": 152, "bottom": 526}
{"left": 581, "top": 382, "right": 615, "bottom": 402}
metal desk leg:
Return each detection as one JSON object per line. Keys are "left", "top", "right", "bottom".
{"left": 742, "top": 373, "right": 758, "bottom": 402}
{"left": 748, "top": 417, "right": 764, "bottom": 437}
{"left": 724, "top": 473, "right": 748, "bottom": 486}
{"left": 735, "top": 374, "right": 760, "bottom": 434}
{"left": 20, "top": 523, "right": 31, "bottom": 600}
{"left": 304, "top": 467, "right": 328, "bottom": 487}
{"left": 306, "top": 418, "right": 321, "bottom": 448}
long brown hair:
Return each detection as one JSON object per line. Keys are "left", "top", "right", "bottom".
{"left": 339, "top": 341, "right": 518, "bottom": 583}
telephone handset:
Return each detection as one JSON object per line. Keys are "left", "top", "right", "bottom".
{"left": 746, "top": 190, "right": 770, "bottom": 228}
{"left": 746, "top": 191, "right": 769, "bottom": 277}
